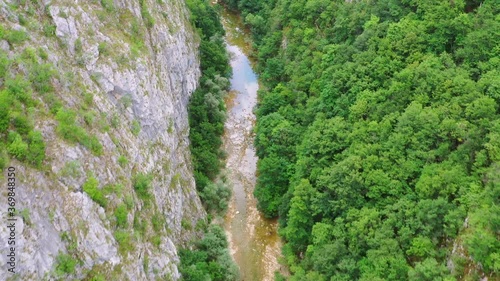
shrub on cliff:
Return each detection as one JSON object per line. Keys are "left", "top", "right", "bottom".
{"left": 83, "top": 175, "right": 107, "bottom": 208}
{"left": 180, "top": 225, "right": 239, "bottom": 281}
{"left": 133, "top": 173, "right": 153, "bottom": 201}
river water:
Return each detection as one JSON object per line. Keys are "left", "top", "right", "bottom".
{"left": 220, "top": 8, "right": 283, "bottom": 281}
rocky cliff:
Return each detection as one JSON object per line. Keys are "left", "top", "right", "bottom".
{"left": 0, "top": 0, "right": 205, "bottom": 280}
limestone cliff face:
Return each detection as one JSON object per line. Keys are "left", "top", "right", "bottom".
{"left": 0, "top": 0, "right": 205, "bottom": 280}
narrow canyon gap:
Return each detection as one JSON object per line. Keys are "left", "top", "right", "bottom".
{"left": 220, "top": 8, "right": 284, "bottom": 281}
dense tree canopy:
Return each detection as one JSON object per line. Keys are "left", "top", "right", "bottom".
{"left": 225, "top": 0, "right": 500, "bottom": 279}
{"left": 183, "top": 1, "right": 237, "bottom": 280}
{"left": 186, "top": 0, "right": 232, "bottom": 210}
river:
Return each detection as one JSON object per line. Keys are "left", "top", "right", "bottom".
{"left": 220, "top": 8, "right": 283, "bottom": 281}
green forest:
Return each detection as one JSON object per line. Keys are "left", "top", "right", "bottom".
{"left": 222, "top": 0, "right": 500, "bottom": 280}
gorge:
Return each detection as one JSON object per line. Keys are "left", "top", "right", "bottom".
{"left": 220, "top": 8, "right": 283, "bottom": 281}
{"left": 0, "top": 0, "right": 206, "bottom": 280}
{"left": 1, "top": 0, "right": 499, "bottom": 280}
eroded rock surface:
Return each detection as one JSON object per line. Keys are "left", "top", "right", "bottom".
{"left": 0, "top": 1, "right": 204, "bottom": 280}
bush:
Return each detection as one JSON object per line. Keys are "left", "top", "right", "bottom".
{"left": 0, "top": 92, "right": 11, "bottom": 133}
{"left": 0, "top": 52, "right": 9, "bottom": 78}
{"left": 55, "top": 253, "right": 78, "bottom": 276}
{"left": 21, "top": 47, "right": 37, "bottom": 63}
{"left": 44, "top": 93, "right": 63, "bottom": 114}
{"left": 133, "top": 173, "right": 152, "bottom": 201}
{"left": 55, "top": 109, "right": 103, "bottom": 155}
{"left": 26, "top": 130, "right": 46, "bottom": 167}
{"left": 87, "top": 272, "right": 106, "bottom": 281}
{"left": 151, "top": 213, "right": 164, "bottom": 232}
{"left": 114, "top": 230, "right": 133, "bottom": 253}
{"left": 98, "top": 42, "right": 109, "bottom": 57}
{"left": 12, "top": 113, "right": 33, "bottom": 136}
{"left": 83, "top": 111, "right": 95, "bottom": 126}
{"left": 83, "top": 92, "right": 94, "bottom": 108}
{"left": 133, "top": 213, "right": 147, "bottom": 236}
{"left": 0, "top": 148, "right": 8, "bottom": 171}
{"left": 181, "top": 218, "right": 192, "bottom": 230}
{"left": 56, "top": 109, "right": 83, "bottom": 142}
{"left": 200, "top": 180, "right": 231, "bottom": 215}
{"left": 74, "top": 38, "right": 82, "bottom": 54}
{"left": 19, "top": 208, "right": 31, "bottom": 225}
{"left": 82, "top": 175, "right": 107, "bottom": 207}
{"left": 139, "top": 0, "right": 155, "bottom": 28}
{"left": 114, "top": 204, "right": 128, "bottom": 228}
{"left": 43, "top": 23, "right": 56, "bottom": 37}
{"left": 100, "top": 0, "right": 115, "bottom": 12}
{"left": 7, "top": 132, "right": 28, "bottom": 161}
{"left": 5, "top": 75, "right": 33, "bottom": 104}
{"left": 110, "top": 113, "right": 120, "bottom": 128}
{"left": 29, "top": 63, "right": 54, "bottom": 94}
{"left": 120, "top": 94, "right": 132, "bottom": 108}
{"left": 131, "top": 119, "right": 140, "bottom": 136}
{"left": 124, "top": 194, "right": 134, "bottom": 209}
{"left": 5, "top": 29, "right": 28, "bottom": 45}
{"left": 151, "top": 236, "right": 161, "bottom": 248}
{"left": 18, "top": 14, "right": 27, "bottom": 26}
{"left": 118, "top": 155, "right": 128, "bottom": 167}
{"left": 84, "top": 135, "right": 103, "bottom": 155}
{"left": 38, "top": 48, "right": 49, "bottom": 60}
{"left": 97, "top": 117, "right": 110, "bottom": 133}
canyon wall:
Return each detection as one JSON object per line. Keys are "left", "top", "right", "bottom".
{"left": 0, "top": 0, "right": 205, "bottom": 280}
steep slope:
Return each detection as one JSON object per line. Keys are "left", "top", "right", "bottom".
{"left": 0, "top": 0, "right": 206, "bottom": 280}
